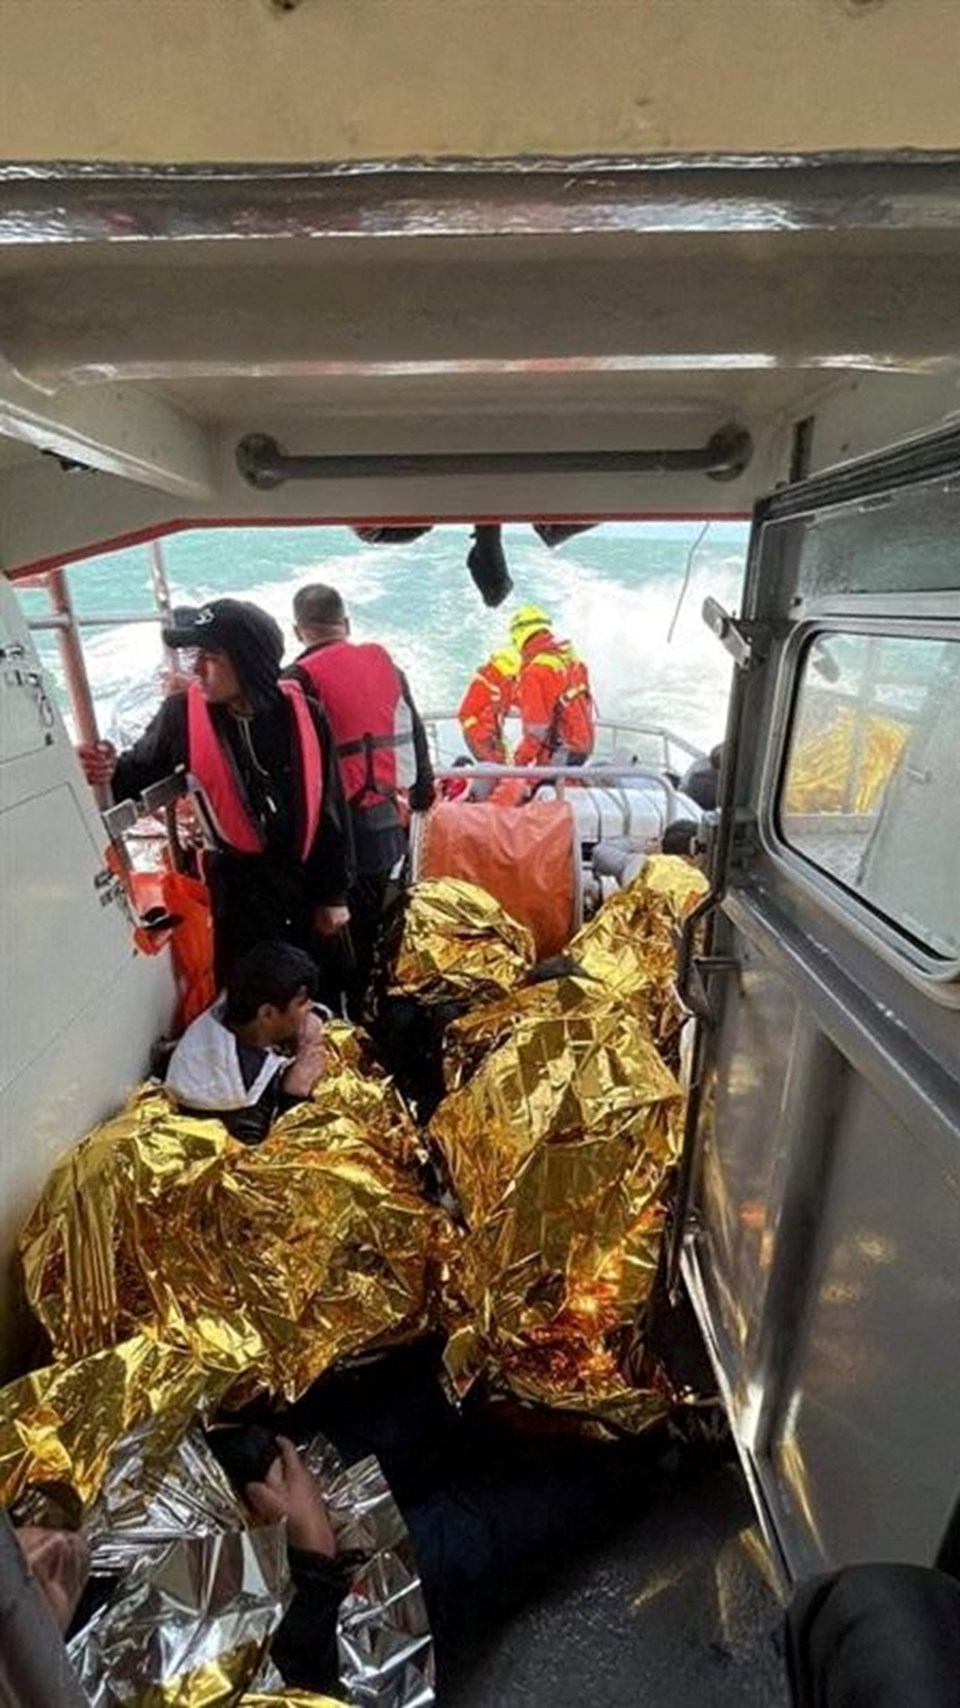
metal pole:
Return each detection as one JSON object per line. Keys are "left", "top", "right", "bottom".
{"left": 148, "top": 539, "right": 177, "bottom": 674}
{"left": 46, "top": 570, "right": 99, "bottom": 748}
{"left": 27, "top": 611, "right": 164, "bottom": 631}
{"left": 46, "top": 568, "right": 110, "bottom": 812}
{"left": 667, "top": 662, "right": 749, "bottom": 1300}
{"left": 0, "top": 1510, "right": 90, "bottom": 1707}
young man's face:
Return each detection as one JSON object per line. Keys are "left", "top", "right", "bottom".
{"left": 193, "top": 648, "right": 242, "bottom": 705}
{"left": 260, "top": 987, "right": 313, "bottom": 1046}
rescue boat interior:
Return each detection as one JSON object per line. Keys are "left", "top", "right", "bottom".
{"left": 3, "top": 4, "right": 960, "bottom": 1700}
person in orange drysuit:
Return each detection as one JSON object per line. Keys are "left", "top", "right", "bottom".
{"left": 457, "top": 648, "right": 520, "bottom": 764}
{"left": 510, "top": 606, "right": 595, "bottom": 768}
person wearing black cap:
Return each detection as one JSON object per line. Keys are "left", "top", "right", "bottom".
{"left": 77, "top": 598, "right": 353, "bottom": 985}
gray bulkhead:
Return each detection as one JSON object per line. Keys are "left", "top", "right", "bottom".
{"left": 680, "top": 427, "right": 960, "bottom": 1582}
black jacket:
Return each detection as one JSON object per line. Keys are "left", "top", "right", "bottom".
{"left": 112, "top": 689, "right": 353, "bottom": 905}
{"left": 273, "top": 1546, "right": 351, "bottom": 1696}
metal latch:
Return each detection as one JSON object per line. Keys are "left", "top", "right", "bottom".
{"left": 93, "top": 866, "right": 129, "bottom": 911}
{"left": 2, "top": 645, "right": 56, "bottom": 737}
{"left": 702, "top": 597, "right": 771, "bottom": 670}
{"left": 696, "top": 807, "right": 759, "bottom": 875}
{"left": 680, "top": 952, "right": 741, "bottom": 1027}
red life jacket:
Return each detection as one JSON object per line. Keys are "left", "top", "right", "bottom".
{"left": 296, "top": 640, "right": 416, "bottom": 810}
{"left": 186, "top": 679, "right": 322, "bottom": 860}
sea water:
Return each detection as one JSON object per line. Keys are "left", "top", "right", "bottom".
{"left": 15, "top": 520, "right": 746, "bottom": 758}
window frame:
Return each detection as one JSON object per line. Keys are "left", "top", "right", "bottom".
{"left": 760, "top": 604, "right": 960, "bottom": 993}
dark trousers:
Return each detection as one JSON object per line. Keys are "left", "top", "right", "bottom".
{"left": 345, "top": 868, "right": 393, "bottom": 1020}
{"left": 786, "top": 1564, "right": 960, "bottom": 1707}
{"left": 306, "top": 868, "right": 394, "bottom": 1021}
{"left": 208, "top": 852, "right": 316, "bottom": 987}
{"left": 283, "top": 1342, "right": 656, "bottom": 1661}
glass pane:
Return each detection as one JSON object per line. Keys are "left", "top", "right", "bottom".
{"left": 797, "top": 478, "right": 960, "bottom": 602}
{"left": 779, "top": 632, "right": 960, "bottom": 961}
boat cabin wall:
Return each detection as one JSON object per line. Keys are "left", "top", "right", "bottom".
{"left": 1, "top": 0, "right": 959, "bottom": 162}
{"left": 1, "top": 371, "right": 958, "bottom": 581}
{"left": 0, "top": 574, "right": 177, "bottom": 1378}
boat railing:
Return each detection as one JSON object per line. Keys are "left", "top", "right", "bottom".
{"left": 18, "top": 553, "right": 704, "bottom": 787}
{"left": 420, "top": 711, "right": 704, "bottom": 778}
{"left": 428, "top": 759, "right": 686, "bottom": 804}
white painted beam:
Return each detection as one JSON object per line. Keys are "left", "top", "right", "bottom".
{"left": 0, "top": 358, "right": 214, "bottom": 499}
{"left": 9, "top": 245, "right": 960, "bottom": 384}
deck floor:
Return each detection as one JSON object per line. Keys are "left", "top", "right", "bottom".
{"left": 446, "top": 1451, "right": 790, "bottom": 1708}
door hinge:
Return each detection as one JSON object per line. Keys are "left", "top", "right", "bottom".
{"left": 701, "top": 598, "right": 771, "bottom": 669}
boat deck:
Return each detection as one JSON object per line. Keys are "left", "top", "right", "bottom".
{"left": 447, "top": 1450, "right": 789, "bottom": 1708}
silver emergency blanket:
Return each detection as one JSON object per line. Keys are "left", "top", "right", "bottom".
{"left": 304, "top": 1439, "right": 435, "bottom": 1708}
{"left": 68, "top": 1427, "right": 433, "bottom": 1708}
{"left": 88, "top": 1426, "right": 249, "bottom": 1574}
{"left": 68, "top": 1521, "right": 291, "bottom": 1706}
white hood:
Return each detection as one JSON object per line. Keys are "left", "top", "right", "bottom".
{"left": 165, "top": 1002, "right": 284, "bottom": 1110}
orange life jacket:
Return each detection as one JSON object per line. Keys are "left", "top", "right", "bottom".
{"left": 515, "top": 636, "right": 595, "bottom": 765}
{"left": 105, "top": 851, "right": 216, "bottom": 1031}
{"left": 296, "top": 640, "right": 416, "bottom": 810}
{"left": 186, "top": 679, "right": 323, "bottom": 860}
{"left": 457, "top": 652, "right": 517, "bottom": 763}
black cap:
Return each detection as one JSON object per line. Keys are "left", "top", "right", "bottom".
{"left": 163, "top": 599, "right": 285, "bottom": 708}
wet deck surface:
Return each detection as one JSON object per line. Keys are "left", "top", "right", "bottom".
{"left": 446, "top": 1451, "right": 789, "bottom": 1708}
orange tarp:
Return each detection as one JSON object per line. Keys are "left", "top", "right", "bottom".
{"left": 419, "top": 800, "right": 577, "bottom": 959}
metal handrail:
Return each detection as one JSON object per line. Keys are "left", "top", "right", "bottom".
{"left": 27, "top": 610, "right": 164, "bottom": 630}
{"left": 421, "top": 710, "right": 705, "bottom": 774}
{"left": 431, "top": 760, "right": 688, "bottom": 826}
{"left": 22, "top": 548, "right": 176, "bottom": 768}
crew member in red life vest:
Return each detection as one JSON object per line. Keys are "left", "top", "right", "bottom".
{"left": 288, "top": 583, "right": 435, "bottom": 1013}
{"left": 77, "top": 598, "right": 352, "bottom": 986}
{"left": 510, "top": 604, "right": 596, "bottom": 767}
{"left": 457, "top": 648, "right": 519, "bottom": 765}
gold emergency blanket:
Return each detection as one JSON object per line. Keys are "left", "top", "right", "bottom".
{"left": 20, "top": 1077, "right": 447, "bottom": 1406}
{"left": 242, "top": 1698, "right": 347, "bottom": 1706}
{"left": 0, "top": 1335, "right": 230, "bottom": 1514}
{"left": 431, "top": 999, "right": 683, "bottom": 1429}
{"left": 387, "top": 878, "right": 534, "bottom": 1004}
{"left": 308, "top": 1023, "right": 424, "bottom": 1170}
{"left": 784, "top": 706, "right": 908, "bottom": 816}
{"left": 442, "top": 974, "right": 611, "bottom": 1092}
{"left": 569, "top": 855, "right": 708, "bottom": 1051}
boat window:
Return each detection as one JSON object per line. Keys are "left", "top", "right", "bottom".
{"left": 788, "top": 475, "right": 960, "bottom": 604}
{"left": 778, "top": 630, "right": 960, "bottom": 962}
